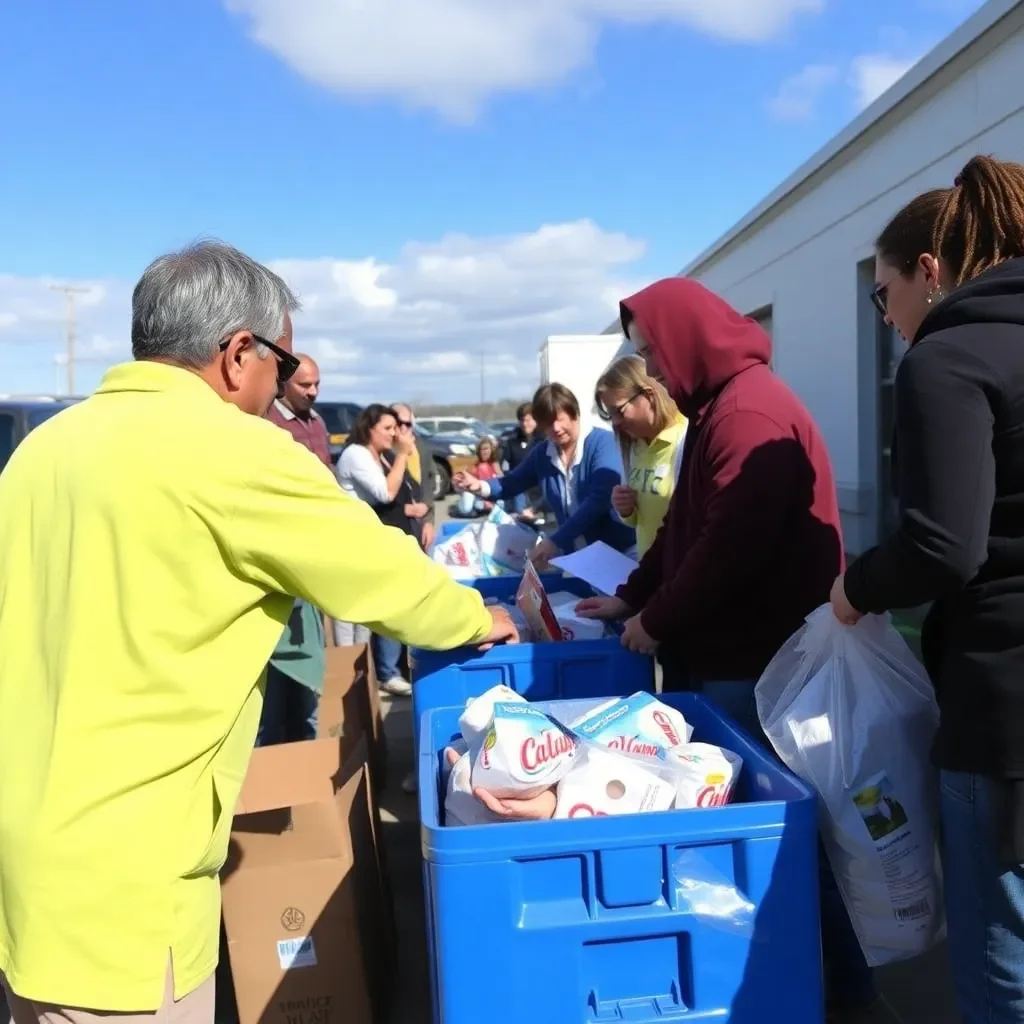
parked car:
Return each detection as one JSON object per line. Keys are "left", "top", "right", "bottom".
{"left": 487, "top": 420, "right": 517, "bottom": 437}
{"left": 315, "top": 400, "right": 362, "bottom": 464}
{"left": 417, "top": 416, "right": 489, "bottom": 438}
{"left": 0, "top": 397, "right": 81, "bottom": 474}
{"left": 415, "top": 424, "right": 477, "bottom": 499}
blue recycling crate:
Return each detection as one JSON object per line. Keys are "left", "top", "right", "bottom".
{"left": 419, "top": 692, "right": 823, "bottom": 1024}
{"left": 409, "top": 575, "right": 652, "bottom": 756}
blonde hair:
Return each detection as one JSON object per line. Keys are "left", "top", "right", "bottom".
{"left": 595, "top": 355, "right": 680, "bottom": 470}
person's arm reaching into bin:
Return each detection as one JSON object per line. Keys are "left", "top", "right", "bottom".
{"left": 224, "top": 434, "right": 517, "bottom": 650}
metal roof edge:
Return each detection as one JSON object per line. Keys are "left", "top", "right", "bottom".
{"left": 678, "top": 0, "right": 1020, "bottom": 278}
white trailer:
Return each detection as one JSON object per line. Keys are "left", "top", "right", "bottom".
{"left": 538, "top": 334, "right": 627, "bottom": 430}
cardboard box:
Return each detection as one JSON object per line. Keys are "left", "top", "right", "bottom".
{"left": 221, "top": 734, "right": 392, "bottom": 1024}
{"left": 317, "top": 643, "right": 387, "bottom": 793}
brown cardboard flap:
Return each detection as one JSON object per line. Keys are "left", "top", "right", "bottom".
{"left": 222, "top": 736, "right": 382, "bottom": 1024}
{"left": 236, "top": 736, "right": 344, "bottom": 815}
{"left": 322, "top": 643, "right": 370, "bottom": 693}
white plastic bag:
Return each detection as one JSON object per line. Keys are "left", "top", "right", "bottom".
{"left": 755, "top": 605, "right": 944, "bottom": 966}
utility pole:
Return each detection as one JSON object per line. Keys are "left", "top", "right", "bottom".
{"left": 50, "top": 284, "right": 89, "bottom": 396}
{"left": 479, "top": 352, "right": 485, "bottom": 406}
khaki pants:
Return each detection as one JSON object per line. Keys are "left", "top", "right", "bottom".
{"left": 1, "top": 963, "right": 214, "bottom": 1024}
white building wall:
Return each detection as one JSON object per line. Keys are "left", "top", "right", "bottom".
{"left": 676, "top": 3, "right": 1024, "bottom": 552}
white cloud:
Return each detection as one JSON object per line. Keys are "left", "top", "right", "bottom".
{"left": 767, "top": 46, "right": 922, "bottom": 122}
{"left": 225, "top": 0, "right": 824, "bottom": 120}
{"left": 0, "top": 220, "right": 647, "bottom": 403}
{"left": 849, "top": 52, "right": 920, "bottom": 109}
{"left": 766, "top": 63, "right": 839, "bottom": 121}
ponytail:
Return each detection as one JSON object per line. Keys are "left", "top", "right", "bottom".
{"left": 876, "top": 154, "right": 1024, "bottom": 287}
{"left": 934, "top": 155, "right": 1024, "bottom": 286}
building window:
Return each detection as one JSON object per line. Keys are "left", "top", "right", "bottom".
{"left": 746, "top": 305, "right": 774, "bottom": 369}
{"left": 878, "top": 318, "right": 904, "bottom": 540}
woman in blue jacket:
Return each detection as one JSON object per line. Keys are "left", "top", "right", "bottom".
{"left": 454, "top": 383, "right": 635, "bottom": 569}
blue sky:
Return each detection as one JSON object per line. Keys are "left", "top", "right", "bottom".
{"left": 0, "top": 0, "right": 985, "bottom": 402}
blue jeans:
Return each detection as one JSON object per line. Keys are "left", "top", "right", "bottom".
{"left": 698, "top": 679, "right": 878, "bottom": 1012}
{"left": 505, "top": 492, "right": 528, "bottom": 514}
{"left": 256, "top": 664, "right": 318, "bottom": 746}
{"left": 941, "top": 770, "right": 1024, "bottom": 1023}
{"left": 372, "top": 632, "right": 405, "bottom": 684}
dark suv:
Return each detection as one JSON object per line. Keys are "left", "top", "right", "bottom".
{"left": 0, "top": 398, "right": 82, "bottom": 474}
{"left": 315, "top": 401, "right": 362, "bottom": 464}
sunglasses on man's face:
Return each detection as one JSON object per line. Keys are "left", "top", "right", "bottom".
{"left": 395, "top": 419, "right": 413, "bottom": 429}
{"left": 219, "top": 334, "right": 300, "bottom": 384}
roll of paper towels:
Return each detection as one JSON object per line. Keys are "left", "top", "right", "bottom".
{"left": 555, "top": 748, "right": 677, "bottom": 819}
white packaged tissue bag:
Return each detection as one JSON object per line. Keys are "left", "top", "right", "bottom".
{"left": 668, "top": 743, "right": 743, "bottom": 809}
{"left": 573, "top": 692, "right": 693, "bottom": 756}
{"left": 472, "top": 702, "right": 578, "bottom": 798}
{"left": 458, "top": 684, "right": 526, "bottom": 752}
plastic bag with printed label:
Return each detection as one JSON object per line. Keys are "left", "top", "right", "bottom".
{"left": 754, "top": 605, "right": 944, "bottom": 966}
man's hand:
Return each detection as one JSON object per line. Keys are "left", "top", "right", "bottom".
{"left": 479, "top": 605, "right": 519, "bottom": 650}
{"left": 830, "top": 573, "right": 864, "bottom": 626}
{"left": 575, "top": 595, "right": 630, "bottom": 620}
{"left": 611, "top": 485, "right": 637, "bottom": 518}
{"left": 453, "top": 471, "right": 483, "bottom": 494}
{"left": 420, "top": 521, "right": 435, "bottom": 551}
{"left": 395, "top": 431, "right": 416, "bottom": 457}
{"left": 472, "top": 785, "right": 557, "bottom": 821}
{"left": 404, "top": 501, "right": 430, "bottom": 519}
{"left": 621, "top": 613, "right": 659, "bottom": 654}
{"left": 528, "top": 538, "right": 559, "bottom": 571}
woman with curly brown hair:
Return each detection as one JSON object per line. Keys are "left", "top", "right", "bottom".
{"left": 831, "top": 155, "right": 1024, "bottom": 1023}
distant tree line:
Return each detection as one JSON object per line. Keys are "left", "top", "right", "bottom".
{"left": 411, "top": 399, "right": 530, "bottom": 421}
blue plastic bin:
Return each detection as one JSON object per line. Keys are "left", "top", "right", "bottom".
{"left": 436, "top": 520, "right": 473, "bottom": 542}
{"left": 419, "top": 692, "right": 823, "bottom": 1024}
{"left": 409, "top": 575, "right": 652, "bottom": 756}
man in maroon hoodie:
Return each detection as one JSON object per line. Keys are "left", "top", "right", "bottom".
{"left": 580, "top": 277, "right": 843, "bottom": 693}
{"left": 579, "top": 279, "right": 893, "bottom": 1023}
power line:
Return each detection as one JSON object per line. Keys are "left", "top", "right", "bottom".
{"left": 50, "top": 284, "right": 90, "bottom": 395}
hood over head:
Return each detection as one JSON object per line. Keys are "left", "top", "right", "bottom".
{"left": 620, "top": 278, "right": 772, "bottom": 416}
{"left": 918, "top": 255, "right": 1024, "bottom": 342}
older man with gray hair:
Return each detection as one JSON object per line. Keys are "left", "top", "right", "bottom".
{"left": 0, "top": 240, "right": 516, "bottom": 1024}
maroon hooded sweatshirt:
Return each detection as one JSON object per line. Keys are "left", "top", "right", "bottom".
{"left": 617, "top": 278, "right": 843, "bottom": 681}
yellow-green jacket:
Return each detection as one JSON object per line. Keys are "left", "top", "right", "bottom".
{"left": 0, "top": 362, "right": 491, "bottom": 1010}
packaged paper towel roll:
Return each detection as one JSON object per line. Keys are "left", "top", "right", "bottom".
{"left": 472, "top": 702, "right": 578, "bottom": 798}
{"left": 554, "top": 747, "right": 677, "bottom": 819}
{"left": 668, "top": 743, "right": 743, "bottom": 809}
{"left": 573, "top": 692, "right": 694, "bottom": 757}
{"left": 459, "top": 684, "right": 526, "bottom": 751}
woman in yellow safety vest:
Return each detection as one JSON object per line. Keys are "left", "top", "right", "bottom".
{"left": 595, "top": 355, "right": 687, "bottom": 557}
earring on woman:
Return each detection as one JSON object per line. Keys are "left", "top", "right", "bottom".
{"left": 926, "top": 287, "right": 946, "bottom": 305}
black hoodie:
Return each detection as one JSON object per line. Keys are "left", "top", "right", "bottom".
{"left": 845, "top": 256, "right": 1024, "bottom": 778}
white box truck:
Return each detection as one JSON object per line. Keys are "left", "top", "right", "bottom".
{"left": 538, "top": 334, "right": 630, "bottom": 431}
